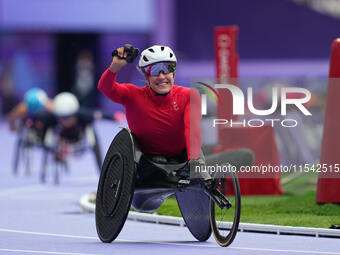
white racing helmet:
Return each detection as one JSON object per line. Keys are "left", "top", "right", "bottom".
{"left": 53, "top": 92, "right": 79, "bottom": 117}
{"left": 137, "top": 45, "right": 177, "bottom": 74}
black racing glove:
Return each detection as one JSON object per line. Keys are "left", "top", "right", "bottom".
{"left": 188, "top": 158, "right": 211, "bottom": 180}
{"left": 112, "top": 44, "right": 139, "bottom": 63}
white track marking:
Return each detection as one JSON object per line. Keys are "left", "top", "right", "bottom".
{"left": 0, "top": 185, "right": 45, "bottom": 198}
{"left": 0, "top": 175, "right": 96, "bottom": 199}
{"left": 110, "top": 240, "right": 340, "bottom": 254}
{"left": 9, "top": 194, "right": 78, "bottom": 200}
{"left": 0, "top": 249, "right": 98, "bottom": 255}
{"left": 230, "top": 246, "right": 340, "bottom": 255}
{"left": 63, "top": 176, "right": 97, "bottom": 184}
{"left": 0, "top": 228, "right": 96, "bottom": 240}
{"left": 118, "top": 240, "right": 340, "bottom": 254}
{"left": 0, "top": 228, "right": 339, "bottom": 254}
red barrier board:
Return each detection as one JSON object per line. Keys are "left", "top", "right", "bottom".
{"left": 215, "top": 126, "right": 283, "bottom": 195}
{"left": 214, "top": 26, "right": 282, "bottom": 195}
{"left": 214, "top": 26, "right": 239, "bottom": 123}
{"left": 214, "top": 26, "right": 239, "bottom": 82}
{"left": 317, "top": 38, "right": 340, "bottom": 203}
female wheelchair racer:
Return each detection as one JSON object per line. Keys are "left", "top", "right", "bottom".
{"left": 8, "top": 88, "right": 54, "bottom": 176}
{"left": 95, "top": 45, "right": 254, "bottom": 247}
{"left": 8, "top": 89, "right": 114, "bottom": 184}
{"left": 41, "top": 92, "right": 106, "bottom": 184}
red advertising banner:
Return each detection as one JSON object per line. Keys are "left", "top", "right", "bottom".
{"left": 214, "top": 26, "right": 239, "bottom": 123}
{"left": 317, "top": 38, "right": 340, "bottom": 203}
{"left": 213, "top": 26, "right": 282, "bottom": 195}
{"left": 214, "top": 26, "right": 239, "bottom": 82}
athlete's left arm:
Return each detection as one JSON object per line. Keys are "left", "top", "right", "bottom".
{"left": 184, "top": 88, "right": 202, "bottom": 160}
{"left": 7, "top": 102, "right": 27, "bottom": 131}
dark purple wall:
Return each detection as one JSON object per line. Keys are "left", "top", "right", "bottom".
{"left": 176, "top": 0, "right": 340, "bottom": 60}
{"left": 0, "top": 32, "right": 150, "bottom": 114}
{"left": 0, "top": 34, "right": 56, "bottom": 96}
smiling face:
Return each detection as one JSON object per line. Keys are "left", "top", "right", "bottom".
{"left": 145, "top": 71, "right": 174, "bottom": 95}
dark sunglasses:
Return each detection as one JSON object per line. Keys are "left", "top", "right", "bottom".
{"left": 142, "top": 62, "right": 176, "bottom": 76}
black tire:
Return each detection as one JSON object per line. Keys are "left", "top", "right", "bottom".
{"left": 209, "top": 171, "right": 241, "bottom": 247}
{"left": 40, "top": 148, "right": 49, "bottom": 183}
{"left": 24, "top": 146, "right": 31, "bottom": 176}
{"left": 54, "top": 161, "right": 60, "bottom": 185}
{"left": 13, "top": 132, "right": 32, "bottom": 176}
{"left": 95, "top": 128, "right": 136, "bottom": 243}
{"left": 92, "top": 129, "right": 102, "bottom": 174}
{"left": 13, "top": 137, "right": 23, "bottom": 175}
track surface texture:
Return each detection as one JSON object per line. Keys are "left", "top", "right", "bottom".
{"left": 0, "top": 121, "right": 339, "bottom": 255}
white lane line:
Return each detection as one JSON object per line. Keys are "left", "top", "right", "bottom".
{"left": 0, "top": 185, "right": 45, "bottom": 198}
{"left": 63, "top": 176, "right": 97, "bottom": 185}
{"left": 0, "top": 228, "right": 339, "bottom": 255}
{"left": 0, "top": 228, "right": 96, "bottom": 240}
{"left": 113, "top": 240, "right": 340, "bottom": 254}
{"left": 8, "top": 194, "right": 79, "bottom": 200}
{"left": 0, "top": 249, "right": 98, "bottom": 255}
{"left": 231, "top": 247, "right": 340, "bottom": 255}
{"left": 0, "top": 175, "right": 96, "bottom": 199}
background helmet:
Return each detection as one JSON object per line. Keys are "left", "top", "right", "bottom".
{"left": 24, "top": 87, "right": 48, "bottom": 114}
{"left": 53, "top": 92, "right": 79, "bottom": 117}
{"left": 138, "top": 45, "right": 177, "bottom": 70}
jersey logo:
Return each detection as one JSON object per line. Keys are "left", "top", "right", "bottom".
{"left": 173, "top": 101, "right": 179, "bottom": 111}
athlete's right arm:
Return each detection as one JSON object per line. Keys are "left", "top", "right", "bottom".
{"left": 98, "top": 47, "right": 133, "bottom": 105}
{"left": 109, "top": 47, "right": 128, "bottom": 73}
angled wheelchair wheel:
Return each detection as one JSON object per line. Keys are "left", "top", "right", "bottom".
{"left": 13, "top": 135, "right": 23, "bottom": 175}
{"left": 13, "top": 128, "right": 32, "bottom": 176}
{"left": 209, "top": 171, "right": 241, "bottom": 247}
{"left": 95, "top": 128, "right": 137, "bottom": 243}
{"left": 92, "top": 128, "right": 102, "bottom": 173}
{"left": 40, "top": 148, "right": 49, "bottom": 183}
{"left": 176, "top": 187, "right": 212, "bottom": 242}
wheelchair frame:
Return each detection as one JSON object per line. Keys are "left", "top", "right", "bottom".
{"left": 13, "top": 122, "right": 46, "bottom": 176}
{"left": 40, "top": 125, "right": 102, "bottom": 184}
{"left": 95, "top": 128, "right": 242, "bottom": 247}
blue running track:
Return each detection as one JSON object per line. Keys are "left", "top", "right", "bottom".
{"left": 0, "top": 120, "right": 339, "bottom": 255}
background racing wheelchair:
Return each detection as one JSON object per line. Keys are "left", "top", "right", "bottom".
{"left": 95, "top": 128, "right": 253, "bottom": 247}
{"left": 40, "top": 92, "right": 104, "bottom": 184}
{"left": 8, "top": 88, "right": 52, "bottom": 176}
{"left": 12, "top": 114, "right": 51, "bottom": 176}
{"left": 41, "top": 119, "right": 102, "bottom": 184}
{"left": 8, "top": 89, "right": 120, "bottom": 184}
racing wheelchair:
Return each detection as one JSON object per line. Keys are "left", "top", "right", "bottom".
{"left": 95, "top": 128, "right": 253, "bottom": 247}
{"left": 12, "top": 118, "right": 48, "bottom": 176}
{"left": 40, "top": 124, "right": 102, "bottom": 184}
